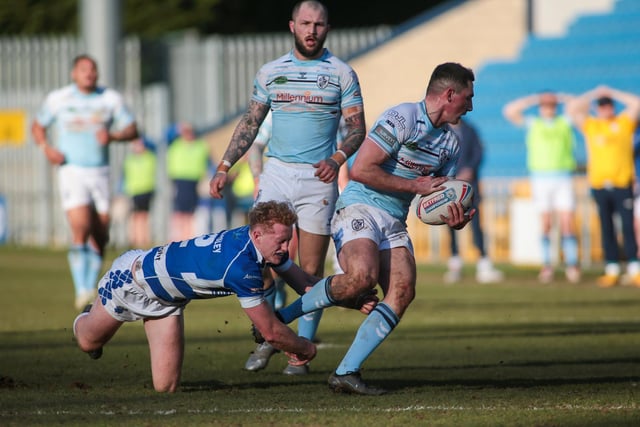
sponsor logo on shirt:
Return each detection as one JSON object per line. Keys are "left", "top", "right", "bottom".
{"left": 404, "top": 140, "right": 418, "bottom": 150}
{"left": 373, "top": 124, "right": 396, "bottom": 147}
{"left": 276, "top": 92, "right": 324, "bottom": 103}
{"left": 385, "top": 109, "right": 407, "bottom": 130}
{"left": 244, "top": 274, "right": 263, "bottom": 280}
{"left": 398, "top": 156, "right": 430, "bottom": 175}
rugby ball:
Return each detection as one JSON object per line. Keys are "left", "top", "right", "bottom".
{"left": 415, "top": 180, "right": 474, "bottom": 225}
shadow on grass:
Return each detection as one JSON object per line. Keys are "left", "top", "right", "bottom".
{"left": 375, "top": 374, "right": 640, "bottom": 393}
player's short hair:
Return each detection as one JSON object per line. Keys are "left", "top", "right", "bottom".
{"left": 72, "top": 54, "right": 97, "bottom": 70}
{"left": 426, "top": 62, "right": 475, "bottom": 96}
{"left": 291, "top": 0, "right": 329, "bottom": 22}
{"left": 249, "top": 201, "right": 298, "bottom": 231}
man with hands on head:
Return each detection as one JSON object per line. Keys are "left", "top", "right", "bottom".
{"left": 503, "top": 90, "right": 580, "bottom": 283}
{"left": 566, "top": 85, "right": 640, "bottom": 287}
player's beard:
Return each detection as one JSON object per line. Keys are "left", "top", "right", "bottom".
{"left": 293, "top": 31, "right": 326, "bottom": 59}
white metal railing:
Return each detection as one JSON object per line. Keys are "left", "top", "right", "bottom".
{"left": 0, "top": 28, "right": 392, "bottom": 249}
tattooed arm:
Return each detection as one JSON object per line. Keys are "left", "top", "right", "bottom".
{"left": 313, "top": 105, "right": 366, "bottom": 184}
{"left": 339, "top": 106, "right": 366, "bottom": 158}
{"left": 209, "top": 101, "right": 270, "bottom": 198}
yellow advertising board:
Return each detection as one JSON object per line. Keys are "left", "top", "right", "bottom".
{"left": 0, "top": 110, "right": 27, "bottom": 145}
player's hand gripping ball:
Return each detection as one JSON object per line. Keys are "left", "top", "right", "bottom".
{"left": 415, "top": 179, "right": 474, "bottom": 225}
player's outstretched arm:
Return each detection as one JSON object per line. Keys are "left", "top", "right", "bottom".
{"left": 244, "top": 302, "right": 316, "bottom": 363}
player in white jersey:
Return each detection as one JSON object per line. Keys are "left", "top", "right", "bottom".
{"left": 210, "top": 1, "right": 366, "bottom": 375}
{"left": 32, "top": 54, "right": 138, "bottom": 310}
{"left": 72, "top": 201, "right": 374, "bottom": 393}
{"left": 262, "top": 62, "right": 477, "bottom": 395}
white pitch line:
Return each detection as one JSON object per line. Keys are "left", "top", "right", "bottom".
{"left": 7, "top": 404, "right": 639, "bottom": 417}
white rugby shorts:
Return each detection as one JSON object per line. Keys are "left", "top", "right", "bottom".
{"left": 97, "top": 250, "right": 185, "bottom": 322}
{"left": 331, "top": 203, "right": 414, "bottom": 255}
{"left": 256, "top": 158, "right": 338, "bottom": 235}
{"left": 57, "top": 164, "right": 111, "bottom": 213}
{"left": 530, "top": 174, "right": 576, "bottom": 213}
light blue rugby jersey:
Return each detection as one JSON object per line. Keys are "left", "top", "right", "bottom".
{"left": 252, "top": 49, "right": 363, "bottom": 164}
{"left": 132, "top": 226, "right": 277, "bottom": 306}
{"left": 337, "top": 101, "right": 460, "bottom": 223}
{"left": 35, "top": 84, "right": 135, "bottom": 167}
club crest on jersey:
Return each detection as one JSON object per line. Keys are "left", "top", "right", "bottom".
{"left": 439, "top": 149, "right": 451, "bottom": 164}
{"left": 317, "top": 74, "right": 330, "bottom": 89}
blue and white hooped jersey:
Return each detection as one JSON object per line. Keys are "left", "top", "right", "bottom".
{"left": 35, "top": 84, "right": 135, "bottom": 167}
{"left": 337, "top": 101, "right": 460, "bottom": 222}
{"left": 252, "top": 49, "right": 363, "bottom": 164}
{"left": 131, "top": 226, "right": 275, "bottom": 309}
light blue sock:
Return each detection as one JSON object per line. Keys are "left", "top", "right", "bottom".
{"left": 335, "top": 302, "right": 399, "bottom": 375}
{"left": 68, "top": 244, "right": 87, "bottom": 296}
{"left": 562, "top": 235, "right": 579, "bottom": 267}
{"left": 85, "top": 247, "right": 103, "bottom": 293}
{"left": 274, "top": 277, "right": 287, "bottom": 310}
{"left": 541, "top": 235, "right": 551, "bottom": 266}
{"left": 278, "top": 276, "right": 335, "bottom": 324}
{"left": 263, "top": 284, "right": 277, "bottom": 309}
{"left": 298, "top": 310, "right": 323, "bottom": 340}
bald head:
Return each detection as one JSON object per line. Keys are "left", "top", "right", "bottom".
{"left": 292, "top": 0, "right": 329, "bottom": 22}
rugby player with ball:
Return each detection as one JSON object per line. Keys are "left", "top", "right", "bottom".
{"left": 259, "top": 62, "right": 477, "bottom": 395}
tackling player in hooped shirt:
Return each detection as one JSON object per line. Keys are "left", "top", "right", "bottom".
{"left": 73, "top": 201, "right": 379, "bottom": 393}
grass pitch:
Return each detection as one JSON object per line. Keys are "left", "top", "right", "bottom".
{"left": 1, "top": 245, "right": 639, "bottom": 426}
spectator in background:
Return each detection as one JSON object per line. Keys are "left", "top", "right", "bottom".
{"left": 444, "top": 119, "right": 503, "bottom": 284}
{"left": 503, "top": 91, "right": 581, "bottom": 283}
{"left": 31, "top": 54, "right": 138, "bottom": 310}
{"left": 634, "top": 127, "right": 640, "bottom": 259}
{"left": 229, "top": 155, "right": 255, "bottom": 226}
{"left": 567, "top": 85, "right": 640, "bottom": 287}
{"left": 167, "top": 122, "right": 211, "bottom": 241}
{"left": 123, "top": 135, "right": 156, "bottom": 248}
{"left": 209, "top": 1, "right": 366, "bottom": 375}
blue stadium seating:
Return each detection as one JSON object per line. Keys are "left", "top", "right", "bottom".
{"left": 472, "top": 0, "right": 640, "bottom": 177}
